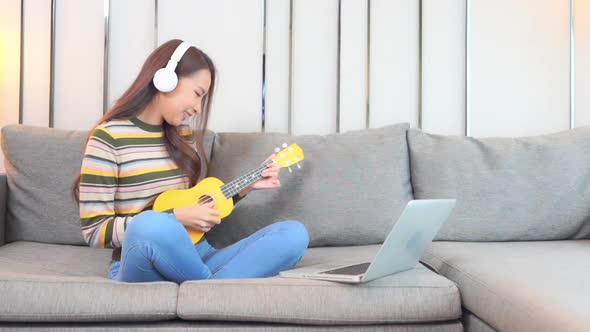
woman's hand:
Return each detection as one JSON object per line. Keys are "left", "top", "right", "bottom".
{"left": 173, "top": 200, "right": 220, "bottom": 232}
{"left": 248, "top": 153, "right": 281, "bottom": 191}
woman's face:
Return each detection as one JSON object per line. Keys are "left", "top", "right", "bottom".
{"left": 159, "top": 69, "right": 211, "bottom": 126}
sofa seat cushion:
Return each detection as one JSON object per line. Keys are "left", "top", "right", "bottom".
{"left": 0, "top": 241, "right": 178, "bottom": 322}
{"left": 422, "top": 240, "right": 590, "bottom": 332}
{"left": 177, "top": 245, "right": 461, "bottom": 325}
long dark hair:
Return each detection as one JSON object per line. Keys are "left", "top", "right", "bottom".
{"left": 72, "top": 39, "right": 216, "bottom": 202}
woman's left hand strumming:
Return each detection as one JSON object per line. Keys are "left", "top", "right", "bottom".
{"left": 250, "top": 153, "right": 281, "bottom": 190}
{"left": 234, "top": 154, "right": 281, "bottom": 197}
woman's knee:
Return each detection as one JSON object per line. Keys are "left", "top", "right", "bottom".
{"left": 125, "top": 210, "right": 185, "bottom": 245}
{"left": 272, "top": 220, "right": 310, "bottom": 253}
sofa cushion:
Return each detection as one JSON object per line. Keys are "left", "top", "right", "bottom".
{"left": 407, "top": 127, "right": 590, "bottom": 241}
{"left": 177, "top": 244, "right": 461, "bottom": 325}
{"left": 422, "top": 240, "right": 590, "bottom": 332}
{"left": 1, "top": 126, "right": 88, "bottom": 245}
{"left": 0, "top": 241, "right": 178, "bottom": 322}
{"left": 206, "top": 124, "right": 413, "bottom": 248}
{"left": 463, "top": 310, "right": 496, "bottom": 332}
{"left": 0, "top": 125, "right": 214, "bottom": 245}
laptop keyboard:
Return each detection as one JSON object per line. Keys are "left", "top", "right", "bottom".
{"left": 319, "top": 262, "right": 371, "bottom": 275}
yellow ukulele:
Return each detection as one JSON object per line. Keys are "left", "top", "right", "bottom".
{"left": 153, "top": 143, "right": 304, "bottom": 244}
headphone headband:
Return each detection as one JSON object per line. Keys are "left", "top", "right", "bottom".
{"left": 166, "top": 41, "right": 191, "bottom": 70}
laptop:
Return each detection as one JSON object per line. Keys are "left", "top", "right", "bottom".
{"left": 279, "top": 199, "right": 456, "bottom": 283}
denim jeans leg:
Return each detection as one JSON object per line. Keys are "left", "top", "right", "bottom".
{"left": 205, "top": 220, "right": 309, "bottom": 279}
{"left": 115, "top": 210, "right": 213, "bottom": 283}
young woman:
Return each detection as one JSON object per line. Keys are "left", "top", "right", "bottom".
{"left": 72, "top": 39, "right": 309, "bottom": 283}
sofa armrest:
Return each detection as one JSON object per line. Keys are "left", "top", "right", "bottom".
{"left": 0, "top": 173, "right": 6, "bottom": 246}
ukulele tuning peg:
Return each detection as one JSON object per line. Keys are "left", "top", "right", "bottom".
{"left": 288, "top": 167, "right": 293, "bottom": 173}
{"left": 282, "top": 143, "right": 288, "bottom": 148}
{"left": 297, "top": 163, "right": 301, "bottom": 169}
{"left": 274, "top": 147, "right": 280, "bottom": 153}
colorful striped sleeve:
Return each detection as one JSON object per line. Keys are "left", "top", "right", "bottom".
{"left": 79, "top": 126, "right": 133, "bottom": 249}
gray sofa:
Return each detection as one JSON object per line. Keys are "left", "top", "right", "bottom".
{"left": 0, "top": 123, "right": 588, "bottom": 331}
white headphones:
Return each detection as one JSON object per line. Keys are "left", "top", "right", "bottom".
{"left": 153, "top": 41, "right": 192, "bottom": 93}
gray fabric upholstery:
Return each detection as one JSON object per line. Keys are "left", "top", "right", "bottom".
{"left": 407, "top": 127, "right": 590, "bottom": 241}
{"left": 0, "top": 321, "right": 463, "bottom": 331}
{"left": 0, "top": 241, "right": 111, "bottom": 277}
{"left": 178, "top": 245, "right": 461, "bottom": 325}
{"left": 206, "top": 124, "right": 413, "bottom": 248}
{"left": 0, "top": 174, "right": 6, "bottom": 246}
{"left": 463, "top": 311, "right": 497, "bottom": 332}
{"left": 422, "top": 240, "right": 590, "bottom": 332}
{"left": 0, "top": 241, "right": 461, "bottom": 326}
{"left": 1, "top": 126, "right": 87, "bottom": 245}
{"left": 0, "top": 125, "right": 214, "bottom": 246}
{"left": 0, "top": 241, "right": 178, "bottom": 322}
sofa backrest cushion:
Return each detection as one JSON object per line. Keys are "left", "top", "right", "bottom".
{"left": 1, "top": 125, "right": 88, "bottom": 245}
{"left": 205, "top": 123, "right": 413, "bottom": 248}
{"left": 1, "top": 125, "right": 214, "bottom": 246}
{"left": 407, "top": 127, "right": 590, "bottom": 241}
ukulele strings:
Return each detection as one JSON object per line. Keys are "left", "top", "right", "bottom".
{"left": 197, "top": 161, "right": 270, "bottom": 204}
{"left": 194, "top": 160, "right": 274, "bottom": 205}
{"left": 195, "top": 166, "right": 266, "bottom": 205}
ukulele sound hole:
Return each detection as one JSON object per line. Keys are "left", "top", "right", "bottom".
{"left": 198, "top": 195, "right": 213, "bottom": 205}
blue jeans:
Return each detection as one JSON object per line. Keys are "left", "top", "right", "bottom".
{"left": 107, "top": 210, "right": 309, "bottom": 283}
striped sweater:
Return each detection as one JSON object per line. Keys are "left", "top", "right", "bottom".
{"left": 79, "top": 117, "right": 205, "bottom": 253}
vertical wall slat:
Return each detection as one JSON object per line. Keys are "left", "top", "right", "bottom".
{"left": 421, "top": 0, "right": 466, "bottom": 136}
{"left": 102, "top": 0, "right": 110, "bottom": 114}
{"left": 0, "top": 0, "right": 22, "bottom": 128}
{"left": 158, "top": 0, "right": 263, "bottom": 133}
{"left": 575, "top": 0, "right": 590, "bottom": 127}
{"left": 18, "top": 0, "right": 24, "bottom": 125}
{"left": 5, "top": 0, "right": 588, "bottom": 144}
{"left": 108, "top": 0, "right": 156, "bottom": 110}
{"left": 369, "top": 0, "right": 420, "bottom": 129}
{"left": 469, "top": 0, "right": 570, "bottom": 137}
{"left": 264, "top": 0, "right": 291, "bottom": 133}
{"left": 53, "top": 0, "right": 105, "bottom": 131}
{"left": 339, "top": 0, "right": 368, "bottom": 133}
{"left": 291, "top": 0, "right": 339, "bottom": 135}
{"left": 0, "top": 0, "right": 22, "bottom": 173}
{"left": 21, "top": 0, "right": 52, "bottom": 127}
{"left": 49, "top": 0, "right": 55, "bottom": 127}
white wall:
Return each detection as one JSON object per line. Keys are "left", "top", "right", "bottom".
{"left": 158, "top": 0, "right": 264, "bottom": 133}
{"left": 21, "top": 0, "right": 51, "bottom": 127}
{"left": 421, "top": 0, "right": 466, "bottom": 136}
{"left": 264, "top": 0, "right": 291, "bottom": 133}
{"left": 339, "top": 0, "right": 369, "bottom": 133}
{"left": 0, "top": 0, "right": 586, "bottom": 173}
{"left": 576, "top": 0, "right": 590, "bottom": 127}
{"left": 53, "top": 0, "right": 105, "bottom": 131}
{"left": 0, "top": 0, "right": 22, "bottom": 173}
{"left": 369, "top": 0, "right": 420, "bottom": 129}
{"left": 108, "top": 0, "right": 156, "bottom": 110}
{"left": 469, "top": 0, "right": 571, "bottom": 137}
{"left": 291, "top": 0, "right": 339, "bottom": 135}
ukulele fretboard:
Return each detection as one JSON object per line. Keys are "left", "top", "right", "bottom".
{"left": 220, "top": 160, "right": 274, "bottom": 198}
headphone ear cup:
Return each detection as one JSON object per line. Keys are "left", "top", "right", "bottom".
{"left": 153, "top": 68, "right": 178, "bottom": 93}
